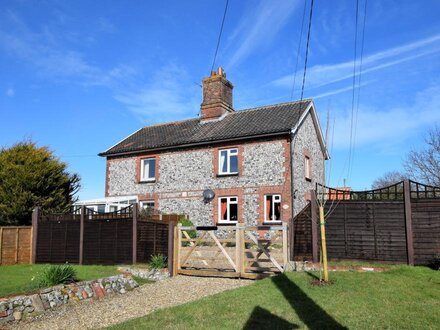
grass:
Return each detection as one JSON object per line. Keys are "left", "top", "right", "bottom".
{"left": 108, "top": 266, "right": 440, "bottom": 330}
{"left": 0, "top": 264, "right": 119, "bottom": 297}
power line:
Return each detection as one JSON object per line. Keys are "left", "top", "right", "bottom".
{"left": 346, "top": 0, "right": 360, "bottom": 184}
{"left": 290, "top": 0, "right": 307, "bottom": 101}
{"left": 210, "top": 0, "right": 229, "bottom": 73}
{"left": 300, "top": 0, "right": 315, "bottom": 101}
{"left": 349, "top": 0, "right": 368, "bottom": 181}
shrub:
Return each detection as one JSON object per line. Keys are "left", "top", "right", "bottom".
{"left": 150, "top": 254, "right": 167, "bottom": 269}
{"left": 38, "top": 264, "right": 77, "bottom": 287}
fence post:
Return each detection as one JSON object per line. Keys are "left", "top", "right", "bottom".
{"left": 79, "top": 206, "right": 85, "bottom": 265}
{"left": 132, "top": 203, "right": 138, "bottom": 264}
{"left": 168, "top": 221, "right": 175, "bottom": 276}
{"left": 173, "top": 223, "right": 182, "bottom": 276}
{"left": 235, "top": 224, "right": 241, "bottom": 276}
{"left": 31, "top": 207, "right": 40, "bottom": 264}
{"left": 403, "top": 180, "right": 414, "bottom": 265}
{"left": 282, "top": 222, "right": 288, "bottom": 270}
{"left": 310, "top": 190, "right": 319, "bottom": 263}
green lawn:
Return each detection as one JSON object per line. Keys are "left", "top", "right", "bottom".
{"left": 108, "top": 266, "right": 440, "bottom": 330}
{"left": 0, "top": 264, "right": 119, "bottom": 297}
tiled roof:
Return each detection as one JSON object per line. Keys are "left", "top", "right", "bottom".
{"left": 99, "top": 100, "right": 312, "bottom": 157}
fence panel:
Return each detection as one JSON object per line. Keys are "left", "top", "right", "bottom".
{"left": 323, "top": 201, "right": 407, "bottom": 263}
{"left": 0, "top": 227, "right": 32, "bottom": 265}
{"left": 83, "top": 217, "right": 133, "bottom": 265}
{"left": 137, "top": 220, "right": 169, "bottom": 263}
{"left": 35, "top": 214, "right": 80, "bottom": 264}
{"left": 292, "top": 204, "right": 312, "bottom": 260}
{"left": 412, "top": 199, "right": 440, "bottom": 265}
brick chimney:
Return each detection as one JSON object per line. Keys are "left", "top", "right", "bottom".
{"left": 200, "top": 67, "right": 234, "bottom": 121}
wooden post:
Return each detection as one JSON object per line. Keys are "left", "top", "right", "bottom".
{"left": 168, "top": 221, "right": 175, "bottom": 276}
{"left": 239, "top": 225, "right": 245, "bottom": 274}
{"left": 319, "top": 205, "right": 329, "bottom": 282}
{"left": 79, "top": 206, "right": 85, "bottom": 265}
{"left": 172, "top": 224, "right": 179, "bottom": 276}
{"left": 172, "top": 223, "right": 181, "bottom": 276}
{"left": 0, "top": 227, "right": 3, "bottom": 265}
{"left": 310, "top": 190, "right": 319, "bottom": 263}
{"left": 403, "top": 180, "right": 414, "bottom": 265}
{"left": 132, "top": 203, "right": 138, "bottom": 264}
{"left": 31, "top": 207, "right": 39, "bottom": 264}
{"left": 15, "top": 228, "right": 19, "bottom": 264}
{"left": 235, "top": 224, "right": 241, "bottom": 276}
{"left": 282, "top": 223, "right": 288, "bottom": 270}
{"left": 176, "top": 223, "right": 182, "bottom": 271}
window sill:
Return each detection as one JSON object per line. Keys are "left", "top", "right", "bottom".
{"left": 263, "top": 221, "right": 282, "bottom": 226}
{"left": 139, "top": 179, "right": 156, "bottom": 184}
{"left": 217, "top": 173, "right": 239, "bottom": 178}
{"left": 217, "top": 222, "right": 238, "bottom": 226}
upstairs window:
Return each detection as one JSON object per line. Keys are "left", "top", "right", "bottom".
{"left": 141, "top": 158, "right": 156, "bottom": 182}
{"left": 218, "top": 196, "right": 238, "bottom": 223}
{"left": 219, "top": 148, "right": 238, "bottom": 175}
{"left": 305, "top": 155, "right": 311, "bottom": 181}
{"left": 265, "top": 195, "right": 281, "bottom": 222}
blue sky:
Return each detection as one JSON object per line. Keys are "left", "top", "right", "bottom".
{"left": 1, "top": 0, "right": 439, "bottom": 199}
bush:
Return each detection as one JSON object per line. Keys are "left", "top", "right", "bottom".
{"left": 38, "top": 264, "right": 77, "bottom": 287}
{"left": 150, "top": 254, "right": 167, "bottom": 269}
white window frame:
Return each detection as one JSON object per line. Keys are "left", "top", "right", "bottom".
{"left": 218, "top": 148, "right": 238, "bottom": 175}
{"left": 264, "top": 194, "right": 282, "bottom": 222}
{"left": 218, "top": 196, "right": 238, "bottom": 223}
{"left": 140, "top": 200, "right": 155, "bottom": 210}
{"left": 140, "top": 158, "right": 156, "bottom": 182}
{"left": 305, "top": 155, "right": 311, "bottom": 180}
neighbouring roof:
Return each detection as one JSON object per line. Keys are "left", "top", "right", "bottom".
{"left": 99, "top": 100, "right": 313, "bottom": 157}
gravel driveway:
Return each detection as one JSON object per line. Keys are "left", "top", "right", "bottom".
{"left": 10, "top": 276, "right": 252, "bottom": 330}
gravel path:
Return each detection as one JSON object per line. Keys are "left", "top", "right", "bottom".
{"left": 11, "top": 276, "right": 252, "bottom": 330}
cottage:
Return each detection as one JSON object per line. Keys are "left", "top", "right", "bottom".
{"left": 97, "top": 68, "right": 329, "bottom": 226}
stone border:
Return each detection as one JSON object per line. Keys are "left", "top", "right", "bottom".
{"left": 0, "top": 275, "right": 138, "bottom": 324}
{"left": 117, "top": 267, "right": 170, "bottom": 281}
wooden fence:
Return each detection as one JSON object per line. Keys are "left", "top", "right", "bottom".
{"left": 292, "top": 180, "right": 440, "bottom": 265}
{"left": 32, "top": 205, "right": 180, "bottom": 267}
{"left": 0, "top": 227, "right": 32, "bottom": 265}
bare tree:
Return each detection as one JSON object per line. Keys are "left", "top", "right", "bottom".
{"left": 371, "top": 171, "right": 408, "bottom": 189}
{"left": 404, "top": 126, "right": 440, "bottom": 187}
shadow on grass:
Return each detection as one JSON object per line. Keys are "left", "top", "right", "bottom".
{"left": 243, "top": 306, "right": 299, "bottom": 329}
{"left": 270, "top": 273, "right": 347, "bottom": 330}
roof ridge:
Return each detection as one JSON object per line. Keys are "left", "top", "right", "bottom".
{"left": 236, "top": 99, "right": 312, "bottom": 113}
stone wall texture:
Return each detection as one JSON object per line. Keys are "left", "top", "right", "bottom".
{"left": 106, "top": 110, "right": 326, "bottom": 225}
{"left": 291, "top": 112, "right": 325, "bottom": 214}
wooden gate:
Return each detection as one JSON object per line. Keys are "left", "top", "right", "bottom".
{"left": 173, "top": 223, "right": 288, "bottom": 279}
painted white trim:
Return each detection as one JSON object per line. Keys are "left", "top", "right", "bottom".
{"left": 218, "top": 148, "right": 239, "bottom": 175}
{"left": 264, "top": 194, "right": 282, "bottom": 222}
{"left": 218, "top": 196, "right": 238, "bottom": 223}
{"left": 290, "top": 101, "right": 330, "bottom": 160}
{"left": 140, "top": 158, "right": 156, "bottom": 182}
{"left": 74, "top": 195, "right": 138, "bottom": 205}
